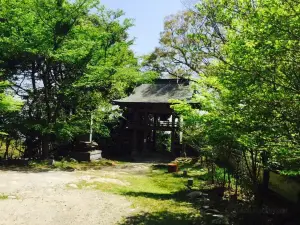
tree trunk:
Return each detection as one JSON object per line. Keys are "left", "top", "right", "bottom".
{"left": 235, "top": 173, "right": 238, "bottom": 196}
{"left": 261, "top": 151, "right": 270, "bottom": 204}
{"left": 253, "top": 180, "right": 264, "bottom": 206}
{"left": 4, "top": 138, "right": 11, "bottom": 159}
{"left": 211, "top": 162, "right": 215, "bottom": 184}
{"left": 42, "top": 136, "right": 50, "bottom": 159}
{"left": 260, "top": 169, "right": 270, "bottom": 204}
{"left": 228, "top": 172, "right": 231, "bottom": 190}
{"left": 223, "top": 168, "right": 226, "bottom": 188}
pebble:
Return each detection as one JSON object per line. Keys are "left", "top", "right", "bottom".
{"left": 8, "top": 195, "right": 17, "bottom": 199}
{"left": 68, "top": 184, "right": 78, "bottom": 189}
{"left": 212, "top": 214, "right": 224, "bottom": 218}
{"left": 187, "top": 191, "right": 207, "bottom": 199}
{"left": 211, "top": 216, "right": 229, "bottom": 225}
{"left": 206, "top": 209, "right": 220, "bottom": 214}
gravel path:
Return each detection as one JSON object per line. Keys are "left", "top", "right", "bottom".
{"left": 0, "top": 170, "right": 135, "bottom": 225}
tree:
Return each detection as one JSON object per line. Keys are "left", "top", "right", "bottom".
{"left": 200, "top": 0, "right": 300, "bottom": 176}
{"left": 0, "top": 0, "right": 149, "bottom": 158}
{"left": 0, "top": 79, "right": 23, "bottom": 158}
{"left": 143, "top": 7, "right": 224, "bottom": 79}
{"left": 155, "top": 0, "right": 300, "bottom": 202}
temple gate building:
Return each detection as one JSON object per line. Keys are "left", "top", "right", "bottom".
{"left": 113, "top": 79, "right": 193, "bottom": 156}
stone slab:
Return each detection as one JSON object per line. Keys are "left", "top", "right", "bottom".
{"left": 69, "top": 150, "right": 102, "bottom": 162}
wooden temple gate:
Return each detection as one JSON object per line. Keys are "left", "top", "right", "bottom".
{"left": 114, "top": 79, "right": 192, "bottom": 156}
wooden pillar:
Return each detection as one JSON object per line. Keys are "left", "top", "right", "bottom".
{"left": 132, "top": 130, "right": 137, "bottom": 154}
{"left": 142, "top": 112, "right": 148, "bottom": 153}
{"left": 179, "top": 116, "right": 183, "bottom": 144}
{"left": 132, "top": 110, "right": 138, "bottom": 156}
{"left": 143, "top": 130, "right": 148, "bottom": 153}
{"left": 171, "top": 114, "right": 176, "bottom": 154}
{"left": 153, "top": 114, "right": 157, "bottom": 151}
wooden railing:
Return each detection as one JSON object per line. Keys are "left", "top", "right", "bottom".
{"left": 157, "top": 121, "right": 179, "bottom": 128}
{"left": 127, "top": 120, "right": 179, "bottom": 128}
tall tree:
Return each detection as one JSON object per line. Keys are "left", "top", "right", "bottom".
{"left": 0, "top": 0, "right": 147, "bottom": 158}
{"left": 143, "top": 8, "right": 224, "bottom": 79}
{"left": 153, "top": 0, "right": 300, "bottom": 201}
{"left": 203, "top": 0, "right": 300, "bottom": 176}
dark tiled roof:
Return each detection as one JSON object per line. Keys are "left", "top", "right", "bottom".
{"left": 114, "top": 81, "right": 193, "bottom": 104}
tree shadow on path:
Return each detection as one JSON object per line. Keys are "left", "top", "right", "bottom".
{"left": 120, "top": 211, "right": 202, "bottom": 225}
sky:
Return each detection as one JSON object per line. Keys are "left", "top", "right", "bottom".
{"left": 100, "top": 0, "right": 184, "bottom": 56}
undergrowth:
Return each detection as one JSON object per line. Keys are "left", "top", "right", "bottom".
{"left": 76, "top": 161, "right": 206, "bottom": 225}
{"left": 0, "top": 194, "right": 8, "bottom": 200}
{"left": 0, "top": 158, "right": 121, "bottom": 172}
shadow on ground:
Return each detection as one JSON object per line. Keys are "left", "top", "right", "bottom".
{"left": 119, "top": 163, "right": 300, "bottom": 225}
{"left": 120, "top": 211, "right": 202, "bottom": 225}
{"left": 121, "top": 190, "right": 188, "bottom": 202}
{"left": 111, "top": 154, "right": 175, "bottom": 164}
{"left": 119, "top": 187, "right": 300, "bottom": 225}
{"left": 193, "top": 186, "right": 300, "bottom": 225}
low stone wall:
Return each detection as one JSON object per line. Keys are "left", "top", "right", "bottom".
{"left": 268, "top": 171, "right": 300, "bottom": 203}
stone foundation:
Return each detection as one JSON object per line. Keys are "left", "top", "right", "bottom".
{"left": 69, "top": 150, "right": 102, "bottom": 162}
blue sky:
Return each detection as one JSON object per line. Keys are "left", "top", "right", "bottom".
{"left": 100, "top": 0, "right": 184, "bottom": 56}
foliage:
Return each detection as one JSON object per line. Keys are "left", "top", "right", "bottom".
{"left": 29, "top": 158, "right": 119, "bottom": 171}
{"left": 148, "top": 0, "right": 300, "bottom": 199}
{"left": 0, "top": 81, "right": 23, "bottom": 135}
{"left": 143, "top": 8, "right": 223, "bottom": 79}
{"left": 156, "top": 131, "right": 171, "bottom": 152}
{"left": 0, "top": 194, "right": 8, "bottom": 200}
{"left": 0, "top": 158, "right": 120, "bottom": 171}
{"left": 198, "top": 0, "right": 300, "bottom": 177}
{"left": 0, "top": 0, "right": 150, "bottom": 158}
{"left": 0, "top": 82, "right": 22, "bottom": 113}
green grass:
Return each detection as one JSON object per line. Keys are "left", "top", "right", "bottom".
{"left": 76, "top": 164, "right": 206, "bottom": 225}
{"left": 0, "top": 158, "right": 121, "bottom": 172}
{"left": 0, "top": 194, "right": 8, "bottom": 200}
{"left": 53, "top": 159, "right": 120, "bottom": 170}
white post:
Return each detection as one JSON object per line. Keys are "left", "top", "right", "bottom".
{"left": 179, "top": 116, "right": 183, "bottom": 144}
{"left": 89, "top": 113, "right": 93, "bottom": 143}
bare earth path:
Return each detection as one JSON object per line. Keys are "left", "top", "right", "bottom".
{"left": 0, "top": 163, "right": 151, "bottom": 225}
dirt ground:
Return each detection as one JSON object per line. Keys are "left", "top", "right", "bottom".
{"left": 0, "top": 163, "right": 150, "bottom": 225}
